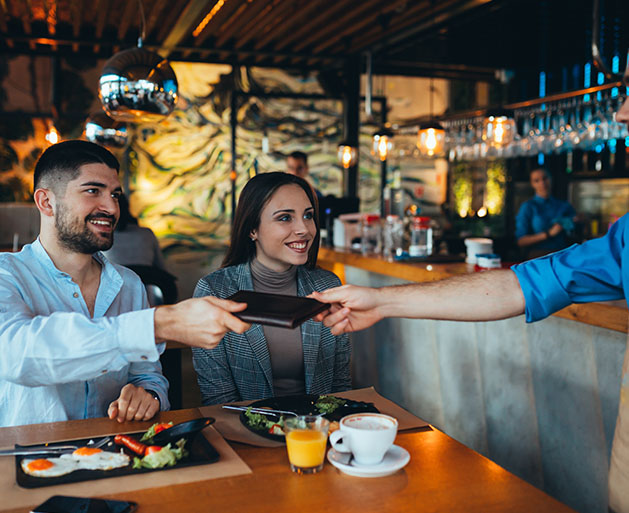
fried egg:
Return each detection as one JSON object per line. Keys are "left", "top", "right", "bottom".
{"left": 21, "top": 457, "right": 78, "bottom": 477}
{"left": 70, "top": 447, "right": 130, "bottom": 470}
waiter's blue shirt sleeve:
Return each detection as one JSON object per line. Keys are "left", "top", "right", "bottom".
{"left": 512, "top": 214, "right": 628, "bottom": 322}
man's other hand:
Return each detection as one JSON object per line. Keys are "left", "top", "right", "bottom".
{"left": 108, "top": 384, "right": 159, "bottom": 423}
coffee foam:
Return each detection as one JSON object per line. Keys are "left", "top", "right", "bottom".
{"left": 343, "top": 414, "right": 396, "bottom": 431}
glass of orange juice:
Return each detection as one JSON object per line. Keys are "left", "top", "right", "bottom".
{"left": 284, "top": 415, "right": 330, "bottom": 474}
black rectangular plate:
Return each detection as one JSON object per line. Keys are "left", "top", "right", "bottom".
{"left": 15, "top": 431, "right": 219, "bottom": 488}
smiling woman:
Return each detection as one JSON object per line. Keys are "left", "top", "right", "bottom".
{"left": 191, "top": 172, "right": 352, "bottom": 405}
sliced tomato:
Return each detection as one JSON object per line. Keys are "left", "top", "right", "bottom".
{"left": 145, "top": 445, "right": 163, "bottom": 455}
{"left": 268, "top": 424, "right": 284, "bottom": 435}
{"left": 153, "top": 423, "right": 173, "bottom": 434}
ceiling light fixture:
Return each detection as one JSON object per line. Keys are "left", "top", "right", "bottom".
{"left": 45, "top": 123, "right": 59, "bottom": 145}
{"left": 372, "top": 128, "right": 393, "bottom": 161}
{"left": 85, "top": 112, "right": 128, "bottom": 148}
{"left": 98, "top": 0, "right": 178, "bottom": 123}
{"left": 417, "top": 79, "right": 445, "bottom": 157}
{"left": 482, "top": 110, "right": 516, "bottom": 148}
{"left": 338, "top": 143, "right": 358, "bottom": 169}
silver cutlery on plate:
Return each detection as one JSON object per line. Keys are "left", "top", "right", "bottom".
{"left": 0, "top": 435, "right": 112, "bottom": 457}
{"left": 222, "top": 405, "right": 299, "bottom": 417}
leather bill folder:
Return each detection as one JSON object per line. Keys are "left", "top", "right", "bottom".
{"left": 227, "top": 290, "right": 331, "bottom": 329}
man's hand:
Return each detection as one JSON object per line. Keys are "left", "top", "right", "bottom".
{"left": 108, "top": 384, "right": 159, "bottom": 423}
{"left": 154, "top": 296, "right": 251, "bottom": 349}
{"left": 310, "top": 285, "right": 384, "bottom": 335}
{"left": 548, "top": 222, "right": 563, "bottom": 237}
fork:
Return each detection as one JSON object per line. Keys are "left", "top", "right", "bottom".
{"left": 222, "top": 405, "right": 299, "bottom": 417}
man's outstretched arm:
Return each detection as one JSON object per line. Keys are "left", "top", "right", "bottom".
{"left": 312, "top": 269, "right": 525, "bottom": 335}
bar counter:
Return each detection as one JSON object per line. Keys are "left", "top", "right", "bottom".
{"left": 317, "top": 246, "right": 628, "bottom": 513}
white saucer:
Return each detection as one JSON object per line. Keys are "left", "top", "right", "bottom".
{"left": 327, "top": 445, "right": 410, "bottom": 477}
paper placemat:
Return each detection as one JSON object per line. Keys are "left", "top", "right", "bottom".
{"left": 0, "top": 423, "right": 251, "bottom": 512}
{"left": 201, "top": 386, "right": 429, "bottom": 447}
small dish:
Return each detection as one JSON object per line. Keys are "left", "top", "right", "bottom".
{"left": 152, "top": 417, "right": 215, "bottom": 445}
{"left": 326, "top": 445, "right": 410, "bottom": 478}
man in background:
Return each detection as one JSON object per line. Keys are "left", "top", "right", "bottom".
{"left": 286, "top": 151, "right": 322, "bottom": 199}
{"left": 515, "top": 167, "right": 576, "bottom": 259}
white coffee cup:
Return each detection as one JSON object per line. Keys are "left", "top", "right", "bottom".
{"left": 329, "top": 413, "right": 398, "bottom": 466}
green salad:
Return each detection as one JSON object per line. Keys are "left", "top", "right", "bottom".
{"left": 244, "top": 395, "right": 348, "bottom": 436}
{"left": 132, "top": 438, "right": 188, "bottom": 470}
{"left": 245, "top": 408, "right": 285, "bottom": 435}
{"left": 315, "top": 395, "right": 346, "bottom": 414}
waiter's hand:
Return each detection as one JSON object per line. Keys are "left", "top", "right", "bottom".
{"left": 108, "top": 384, "right": 159, "bottom": 423}
{"left": 310, "top": 285, "right": 384, "bottom": 335}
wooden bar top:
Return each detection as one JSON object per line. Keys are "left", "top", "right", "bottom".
{"left": 318, "top": 247, "right": 628, "bottom": 334}
{"left": 0, "top": 409, "right": 576, "bottom": 513}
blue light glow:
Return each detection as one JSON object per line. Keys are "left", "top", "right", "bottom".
{"left": 595, "top": 144, "right": 604, "bottom": 153}
{"left": 584, "top": 63, "right": 591, "bottom": 102}
{"left": 537, "top": 153, "right": 545, "bottom": 165}
{"left": 612, "top": 87, "right": 619, "bottom": 98}
{"left": 539, "top": 72, "right": 546, "bottom": 98}
{"left": 613, "top": 55, "right": 620, "bottom": 73}
{"left": 608, "top": 139, "right": 617, "bottom": 154}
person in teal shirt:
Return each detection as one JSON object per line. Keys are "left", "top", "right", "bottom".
{"left": 515, "top": 168, "right": 576, "bottom": 259}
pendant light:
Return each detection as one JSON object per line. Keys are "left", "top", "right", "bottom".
{"left": 337, "top": 143, "right": 358, "bottom": 169}
{"left": 45, "top": 123, "right": 59, "bottom": 145}
{"left": 417, "top": 79, "right": 445, "bottom": 157}
{"left": 482, "top": 110, "right": 516, "bottom": 148}
{"left": 98, "top": 0, "right": 178, "bottom": 123}
{"left": 372, "top": 128, "right": 393, "bottom": 161}
{"left": 85, "top": 112, "right": 129, "bottom": 148}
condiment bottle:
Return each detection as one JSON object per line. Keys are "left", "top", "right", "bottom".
{"left": 409, "top": 216, "right": 432, "bottom": 257}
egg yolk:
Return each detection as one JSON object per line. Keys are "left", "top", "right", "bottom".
{"left": 73, "top": 447, "right": 103, "bottom": 456}
{"left": 27, "top": 459, "right": 54, "bottom": 471}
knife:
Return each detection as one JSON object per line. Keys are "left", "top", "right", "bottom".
{"left": 0, "top": 445, "right": 79, "bottom": 456}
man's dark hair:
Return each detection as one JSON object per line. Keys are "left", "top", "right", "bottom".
{"left": 222, "top": 172, "right": 320, "bottom": 269}
{"left": 33, "top": 140, "right": 120, "bottom": 194}
{"left": 288, "top": 150, "right": 308, "bottom": 164}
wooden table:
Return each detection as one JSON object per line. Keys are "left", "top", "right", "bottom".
{"left": 0, "top": 409, "right": 576, "bottom": 513}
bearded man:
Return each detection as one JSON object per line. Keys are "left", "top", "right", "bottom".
{"left": 0, "top": 140, "right": 250, "bottom": 427}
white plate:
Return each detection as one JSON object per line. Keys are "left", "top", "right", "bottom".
{"left": 327, "top": 445, "right": 410, "bottom": 477}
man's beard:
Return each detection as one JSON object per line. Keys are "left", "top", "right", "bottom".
{"left": 55, "top": 204, "right": 115, "bottom": 254}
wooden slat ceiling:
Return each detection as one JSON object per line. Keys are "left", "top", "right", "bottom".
{"left": 1, "top": 0, "right": 626, "bottom": 81}
{"left": 0, "top": 0, "right": 518, "bottom": 79}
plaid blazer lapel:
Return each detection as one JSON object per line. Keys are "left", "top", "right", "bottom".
{"left": 297, "top": 267, "right": 321, "bottom": 393}
{"left": 239, "top": 263, "right": 274, "bottom": 391}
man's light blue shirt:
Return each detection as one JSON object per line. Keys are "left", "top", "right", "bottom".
{"left": 0, "top": 239, "right": 169, "bottom": 427}
{"left": 515, "top": 195, "right": 576, "bottom": 251}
